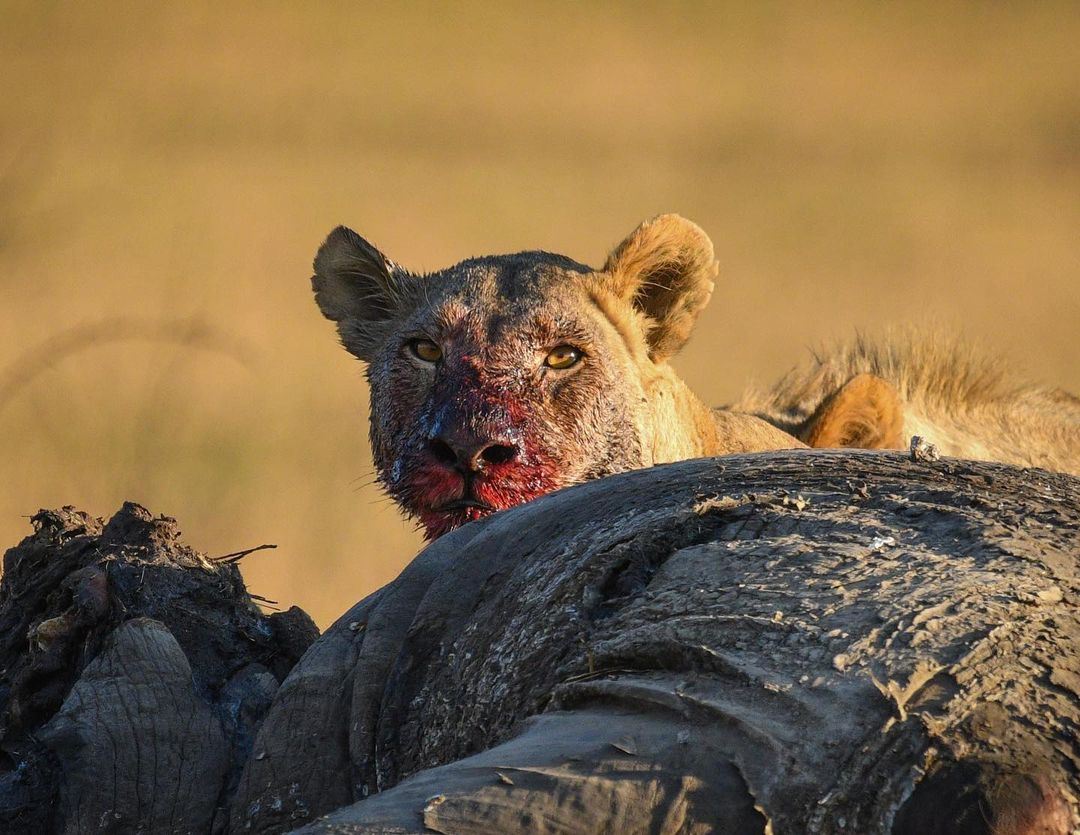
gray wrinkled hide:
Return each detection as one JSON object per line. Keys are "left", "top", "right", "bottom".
{"left": 230, "top": 450, "right": 1080, "bottom": 834}
{"left": 0, "top": 503, "right": 319, "bottom": 835}
{"left": 40, "top": 619, "right": 229, "bottom": 834}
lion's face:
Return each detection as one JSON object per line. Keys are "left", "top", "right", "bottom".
{"left": 367, "top": 255, "right": 653, "bottom": 539}
{"left": 312, "top": 216, "right": 717, "bottom": 538}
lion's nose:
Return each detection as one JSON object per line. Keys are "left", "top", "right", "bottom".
{"left": 427, "top": 431, "right": 519, "bottom": 471}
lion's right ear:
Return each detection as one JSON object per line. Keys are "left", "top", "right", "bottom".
{"left": 312, "top": 226, "right": 418, "bottom": 362}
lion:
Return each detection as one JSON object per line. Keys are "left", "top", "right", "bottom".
{"left": 312, "top": 214, "right": 1080, "bottom": 538}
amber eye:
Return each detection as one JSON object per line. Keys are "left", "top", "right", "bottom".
{"left": 544, "top": 345, "right": 582, "bottom": 370}
{"left": 409, "top": 339, "right": 442, "bottom": 363}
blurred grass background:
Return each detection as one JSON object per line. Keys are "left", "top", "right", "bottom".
{"left": 1, "top": 2, "right": 1077, "bottom": 628}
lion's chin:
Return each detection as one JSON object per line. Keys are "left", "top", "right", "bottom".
{"left": 417, "top": 502, "right": 497, "bottom": 540}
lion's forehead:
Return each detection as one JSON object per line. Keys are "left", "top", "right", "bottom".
{"left": 415, "top": 265, "right": 606, "bottom": 362}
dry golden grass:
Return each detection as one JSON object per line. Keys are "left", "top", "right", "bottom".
{"left": 1, "top": 3, "right": 1077, "bottom": 627}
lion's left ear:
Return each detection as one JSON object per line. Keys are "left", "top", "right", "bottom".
{"left": 600, "top": 214, "right": 718, "bottom": 363}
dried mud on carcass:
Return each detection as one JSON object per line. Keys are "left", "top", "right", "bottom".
{"left": 1, "top": 451, "right": 1078, "bottom": 834}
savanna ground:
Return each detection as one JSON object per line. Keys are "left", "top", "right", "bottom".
{"left": 1, "top": 3, "right": 1077, "bottom": 628}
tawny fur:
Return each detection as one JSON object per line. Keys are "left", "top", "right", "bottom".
{"left": 736, "top": 332, "right": 1080, "bottom": 474}
{"left": 312, "top": 215, "right": 1080, "bottom": 538}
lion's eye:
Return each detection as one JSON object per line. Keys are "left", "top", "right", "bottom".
{"left": 544, "top": 345, "right": 582, "bottom": 370}
{"left": 409, "top": 339, "right": 442, "bottom": 363}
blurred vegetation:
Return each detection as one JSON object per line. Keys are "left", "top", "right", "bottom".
{"left": 1, "top": 2, "right": 1077, "bottom": 627}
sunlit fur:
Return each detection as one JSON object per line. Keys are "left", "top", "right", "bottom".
{"left": 313, "top": 216, "right": 1080, "bottom": 539}
{"left": 739, "top": 331, "right": 1080, "bottom": 474}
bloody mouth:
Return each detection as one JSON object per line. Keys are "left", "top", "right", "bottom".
{"left": 422, "top": 496, "right": 498, "bottom": 535}
{"left": 402, "top": 458, "right": 559, "bottom": 540}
